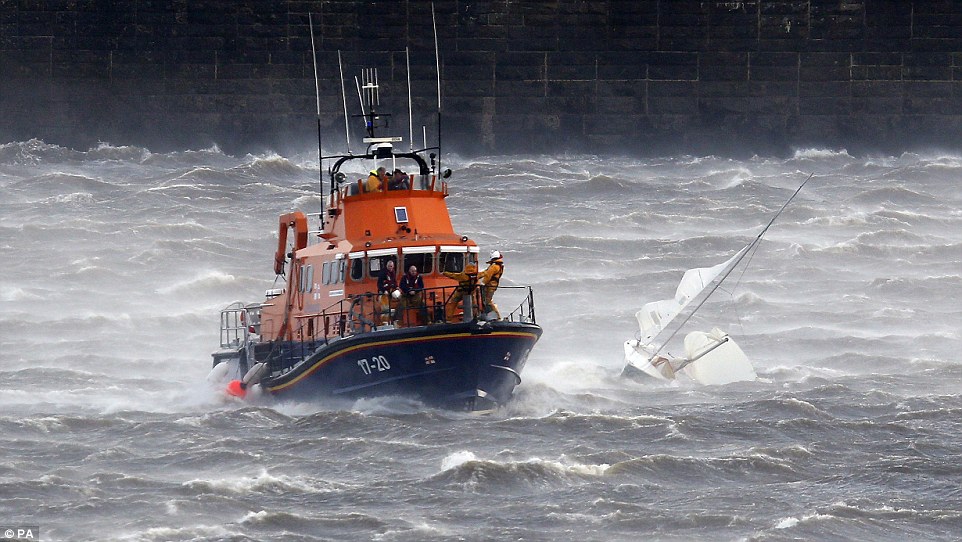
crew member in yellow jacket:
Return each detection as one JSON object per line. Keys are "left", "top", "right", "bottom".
{"left": 441, "top": 263, "right": 477, "bottom": 322}
{"left": 365, "top": 167, "right": 387, "bottom": 192}
{"left": 478, "top": 250, "right": 504, "bottom": 319}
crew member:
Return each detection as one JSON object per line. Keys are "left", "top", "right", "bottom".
{"left": 389, "top": 169, "right": 409, "bottom": 190}
{"left": 478, "top": 250, "right": 504, "bottom": 319}
{"left": 398, "top": 264, "right": 426, "bottom": 326}
{"left": 376, "top": 259, "right": 397, "bottom": 325}
{"left": 441, "top": 263, "right": 478, "bottom": 322}
{"left": 365, "top": 167, "right": 387, "bottom": 192}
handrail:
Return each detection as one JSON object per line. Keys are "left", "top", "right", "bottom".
{"left": 499, "top": 285, "right": 537, "bottom": 324}
{"left": 224, "top": 283, "right": 538, "bottom": 373}
{"left": 218, "top": 302, "right": 248, "bottom": 348}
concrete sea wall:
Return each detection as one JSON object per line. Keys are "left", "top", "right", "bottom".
{"left": 3, "top": 1, "right": 962, "bottom": 155}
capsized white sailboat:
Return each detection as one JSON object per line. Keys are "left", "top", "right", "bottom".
{"left": 623, "top": 246, "right": 757, "bottom": 385}
{"left": 623, "top": 173, "right": 814, "bottom": 386}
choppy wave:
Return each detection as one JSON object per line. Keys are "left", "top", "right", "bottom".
{"left": 791, "top": 147, "right": 854, "bottom": 160}
{"left": 182, "top": 468, "right": 339, "bottom": 496}
{"left": 2, "top": 143, "right": 961, "bottom": 541}
{"left": 430, "top": 452, "right": 610, "bottom": 492}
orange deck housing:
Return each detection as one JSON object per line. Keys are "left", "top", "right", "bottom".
{"left": 260, "top": 173, "right": 479, "bottom": 342}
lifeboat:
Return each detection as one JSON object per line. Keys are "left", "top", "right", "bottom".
{"left": 210, "top": 39, "right": 541, "bottom": 411}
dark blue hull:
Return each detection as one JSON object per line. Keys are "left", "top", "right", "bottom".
{"left": 262, "top": 320, "right": 541, "bottom": 410}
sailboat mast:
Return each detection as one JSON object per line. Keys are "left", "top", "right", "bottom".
{"left": 646, "top": 173, "right": 816, "bottom": 363}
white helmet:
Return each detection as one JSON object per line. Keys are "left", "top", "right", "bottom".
{"left": 489, "top": 250, "right": 502, "bottom": 261}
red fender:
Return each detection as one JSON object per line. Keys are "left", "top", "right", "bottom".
{"left": 274, "top": 211, "right": 309, "bottom": 275}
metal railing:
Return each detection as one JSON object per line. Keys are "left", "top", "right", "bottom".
{"left": 220, "top": 283, "right": 537, "bottom": 373}
{"left": 499, "top": 285, "right": 537, "bottom": 324}
{"left": 219, "top": 301, "right": 253, "bottom": 348}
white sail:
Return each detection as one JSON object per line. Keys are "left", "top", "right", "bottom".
{"left": 635, "top": 299, "right": 678, "bottom": 343}
{"left": 635, "top": 245, "right": 749, "bottom": 349}
{"left": 680, "top": 328, "right": 756, "bottom": 385}
{"left": 624, "top": 173, "right": 814, "bottom": 385}
{"left": 624, "top": 246, "right": 757, "bottom": 385}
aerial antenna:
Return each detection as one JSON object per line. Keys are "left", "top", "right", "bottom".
{"left": 432, "top": 2, "right": 442, "bottom": 172}
{"left": 308, "top": 13, "right": 324, "bottom": 223}
{"left": 362, "top": 68, "right": 379, "bottom": 108}
{"left": 357, "top": 68, "right": 381, "bottom": 139}
{"left": 354, "top": 76, "right": 367, "bottom": 131}
{"left": 432, "top": 3, "right": 441, "bottom": 112}
{"left": 406, "top": 46, "right": 414, "bottom": 151}
{"left": 338, "top": 50, "right": 352, "bottom": 154}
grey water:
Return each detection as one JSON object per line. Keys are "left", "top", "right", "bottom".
{"left": 1, "top": 139, "right": 961, "bottom": 541}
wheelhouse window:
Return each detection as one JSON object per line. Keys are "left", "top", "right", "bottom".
{"left": 439, "top": 252, "right": 462, "bottom": 273}
{"left": 349, "top": 252, "right": 365, "bottom": 281}
{"left": 402, "top": 246, "right": 434, "bottom": 275}
{"left": 439, "top": 246, "right": 475, "bottom": 274}
{"left": 367, "top": 248, "right": 399, "bottom": 279}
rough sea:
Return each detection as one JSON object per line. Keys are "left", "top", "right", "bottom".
{"left": 1, "top": 139, "right": 961, "bottom": 541}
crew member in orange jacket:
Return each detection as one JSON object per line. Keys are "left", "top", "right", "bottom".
{"left": 478, "top": 250, "right": 504, "bottom": 319}
{"left": 441, "top": 263, "right": 478, "bottom": 322}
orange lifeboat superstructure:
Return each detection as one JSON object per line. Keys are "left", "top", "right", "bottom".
{"left": 259, "top": 148, "right": 484, "bottom": 343}
{"left": 210, "top": 56, "right": 541, "bottom": 411}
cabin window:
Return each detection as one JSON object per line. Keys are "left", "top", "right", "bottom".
{"left": 322, "top": 262, "right": 331, "bottom": 285}
{"left": 394, "top": 206, "right": 409, "bottom": 223}
{"left": 330, "top": 260, "right": 342, "bottom": 284}
{"left": 299, "top": 265, "right": 313, "bottom": 292}
{"left": 338, "top": 260, "right": 346, "bottom": 283}
{"left": 403, "top": 253, "right": 434, "bottom": 275}
{"left": 368, "top": 255, "right": 398, "bottom": 279}
{"left": 439, "top": 252, "right": 464, "bottom": 273}
{"left": 350, "top": 258, "right": 363, "bottom": 281}
{"left": 307, "top": 265, "right": 314, "bottom": 291}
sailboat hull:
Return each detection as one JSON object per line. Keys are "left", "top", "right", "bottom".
{"left": 622, "top": 341, "right": 675, "bottom": 381}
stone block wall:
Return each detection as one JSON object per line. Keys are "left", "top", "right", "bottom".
{"left": 2, "top": 0, "right": 961, "bottom": 155}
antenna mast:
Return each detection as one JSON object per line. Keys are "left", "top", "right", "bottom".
{"left": 309, "top": 13, "right": 324, "bottom": 223}
{"left": 338, "top": 51, "right": 352, "bottom": 155}
{"left": 432, "top": 3, "right": 442, "bottom": 172}
{"left": 359, "top": 68, "right": 380, "bottom": 138}
{"left": 407, "top": 47, "right": 414, "bottom": 151}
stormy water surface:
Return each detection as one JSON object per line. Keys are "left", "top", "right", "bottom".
{"left": 1, "top": 139, "right": 961, "bottom": 541}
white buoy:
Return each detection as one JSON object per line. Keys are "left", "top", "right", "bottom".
{"left": 206, "top": 361, "right": 230, "bottom": 384}
{"left": 242, "top": 362, "right": 269, "bottom": 386}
